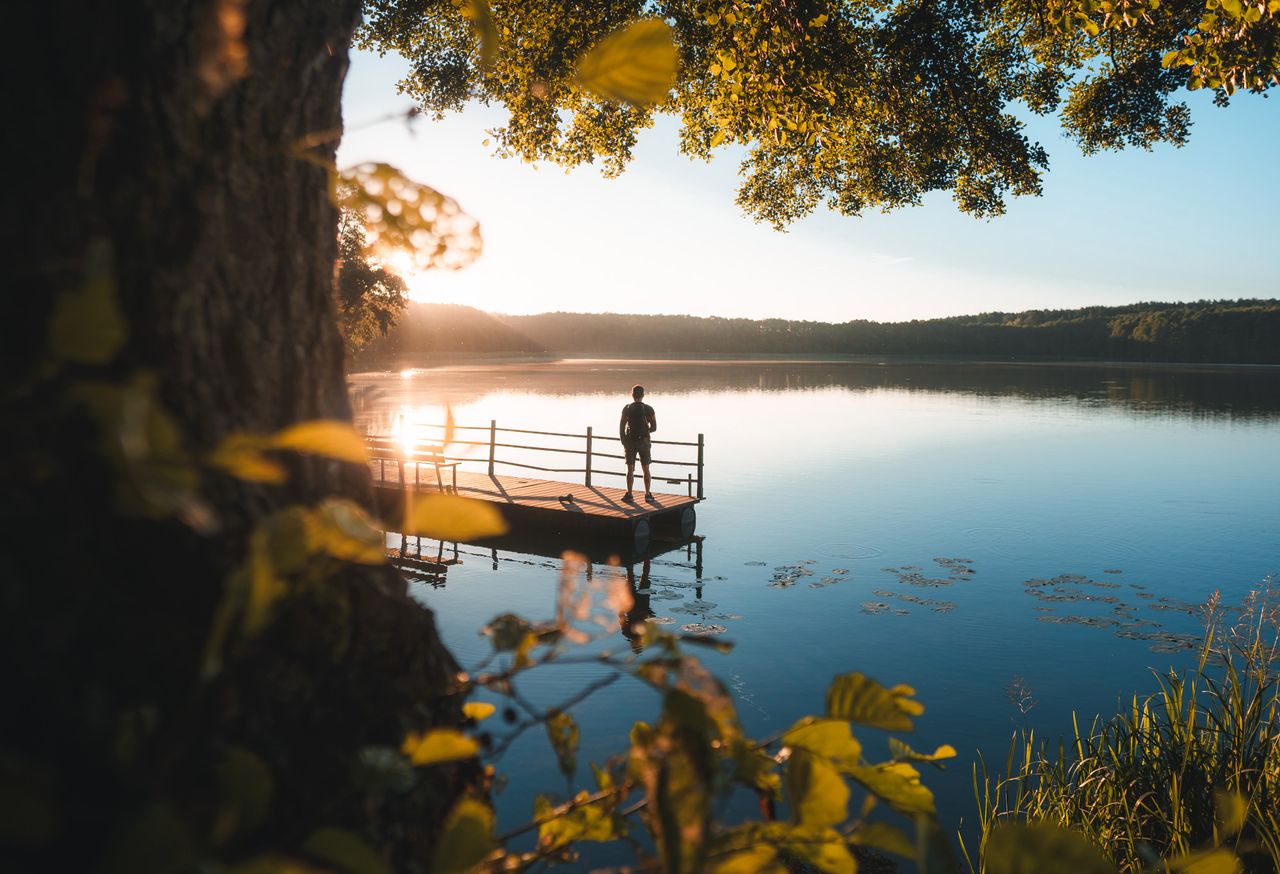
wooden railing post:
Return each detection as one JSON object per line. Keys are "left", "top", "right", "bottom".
{"left": 584, "top": 426, "right": 593, "bottom": 486}
{"left": 696, "top": 433, "right": 705, "bottom": 500}
{"left": 488, "top": 419, "right": 496, "bottom": 476}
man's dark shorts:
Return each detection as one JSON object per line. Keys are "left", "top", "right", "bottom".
{"left": 623, "top": 439, "right": 652, "bottom": 466}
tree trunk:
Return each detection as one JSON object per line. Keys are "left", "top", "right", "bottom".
{"left": 3, "top": 2, "right": 474, "bottom": 871}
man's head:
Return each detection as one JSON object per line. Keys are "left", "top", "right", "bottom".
{"left": 632, "top": 384, "right": 645, "bottom": 401}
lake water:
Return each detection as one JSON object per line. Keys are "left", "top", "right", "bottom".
{"left": 349, "top": 359, "right": 1280, "bottom": 865}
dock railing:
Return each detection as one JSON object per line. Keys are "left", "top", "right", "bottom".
{"left": 369, "top": 419, "right": 705, "bottom": 499}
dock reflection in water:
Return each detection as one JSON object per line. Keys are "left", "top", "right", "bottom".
{"left": 389, "top": 530, "right": 716, "bottom": 653}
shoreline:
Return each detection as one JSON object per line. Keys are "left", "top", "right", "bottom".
{"left": 347, "top": 353, "right": 1280, "bottom": 377}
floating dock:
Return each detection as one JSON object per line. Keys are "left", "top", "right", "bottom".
{"left": 366, "top": 420, "right": 704, "bottom": 552}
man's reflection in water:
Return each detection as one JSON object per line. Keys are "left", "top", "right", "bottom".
{"left": 620, "top": 559, "right": 655, "bottom": 652}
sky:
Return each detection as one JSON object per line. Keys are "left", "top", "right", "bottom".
{"left": 338, "top": 48, "right": 1278, "bottom": 323}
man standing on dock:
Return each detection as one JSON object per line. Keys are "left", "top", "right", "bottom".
{"left": 620, "top": 384, "right": 657, "bottom": 503}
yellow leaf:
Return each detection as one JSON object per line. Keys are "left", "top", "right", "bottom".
{"left": 826, "top": 673, "right": 924, "bottom": 731}
{"left": 710, "top": 844, "right": 780, "bottom": 873}
{"left": 1214, "top": 789, "right": 1247, "bottom": 837}
{"left": 785, "top": 751, "right": 849, "bottom": 827}
{"left": 461, "top": 0, "right": 498, "bottom": 69}
{"left": 782, "top": 718, "right": 863, "bottom": 770}
{"left": 851, "top": 820, "right": 916, "bottom": 859}
{"left": 209, "top": 433, "right": 287, "bottom": 484}
{"left": 48, "top": 240, "right": 127, "bottom": 365}
{"left": 307, "top": 499, "right": 386, "bottom": 564}
{"left": 432, "top": 798, "right": 494, "bottom": 874}
{"left": 401, "top": 729, "right": 480, "bottom": 766}
{"left": 271, "top": 420, "right": 368, "bottom": 464}
{"left": 1171, "top": 848, "right": 1243, "bottom": 874}
{"left": 575, "top": 18, "right": 678, "bottom": 105}
{"left": 985, "top": 823, "right": 1117, "bottom": 874}
{"left": 244, "top": 549, "right": 288, "bottom": 636}
{"left": 404, "top": 493, "right": 507, "bottom": 541}
{"left": 463, "top": 702, "right": 496, "bottom": 721}
{"left": 846, "top": 762, "right": 935, "bottom": 815}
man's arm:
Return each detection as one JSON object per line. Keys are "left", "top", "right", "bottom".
{"left": 647, "top": 408, "right": 657, "bottom": 434}
{"left": 619, "top": 407, "right": 628, "bottom": 442}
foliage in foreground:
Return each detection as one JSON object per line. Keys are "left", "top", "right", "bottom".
{"left": 966, "top": 585, "right": 1280, "bottom": 873}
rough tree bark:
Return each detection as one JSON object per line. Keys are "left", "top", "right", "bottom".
{"left": 3, "top": 2, "right": 475, "bottom": 870}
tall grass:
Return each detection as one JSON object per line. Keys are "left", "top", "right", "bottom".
{"left": 963, "top": 580, "right": 1280, "bottom": 872}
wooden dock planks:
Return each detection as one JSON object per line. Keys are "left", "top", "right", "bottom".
{"left": 370, "top": 466, "right": 694, "bottom": 517}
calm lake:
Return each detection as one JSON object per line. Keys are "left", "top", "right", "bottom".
{"left": 350, "top": 359, "right": 1280, "bottom": 864}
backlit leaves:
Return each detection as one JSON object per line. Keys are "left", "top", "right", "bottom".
{"left": 984, "top": 822, "right": 1117, "bottom": 874}
{"left": 575, "top": 19, "right": 679, "bottom": 105}
{"left": 459, "top": 0, "right": 497, "bottom": 69}
{"left": 432, "top": 798, "right": 495, "bottom": 874}
{"left": 782, "top": 718, "right": 863, "bottom": 771}
{"left": 404, "top": 493, "right": 508, "bottom": 540}
{"left": 846, "top": 762, "right": 936, "bottom": 816}
{"left": 338, "top": 163, "right": 482, "bottom": 271}
{"left": 887, "top": 737, "right": 957, "bottom": 768}
{"left": 826, "top": 673, "right": 925, "bottom": 731}
{"left": 209, "top": 420, "right": 369, "bottom": 483}
{"left": 307, "top": 499, "right": 385, "bottom": 565}
{"left": 271, "top": 421, "right": 368, "bottom": 464}
{"left": 401, "top": 729, "right": 481, "bottom": 765}
{"left": 785, "top": 751, "right": 849, "bottom": 827}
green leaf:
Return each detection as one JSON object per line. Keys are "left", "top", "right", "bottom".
{"left": 405, "top": 493, "right": 508, "bottom": 541}
{"left": 48, "top": 239, "right": 127, "bottom": 365}
{"left": 783, "top": 718, "right": 863, "bottom": 770}
{"left": 826, "top": 673, "right": 924, "bottom": 731}
{"left": 785, "top": 750, "right": 849, "bottom": 827}
{"left": 212, "top": 747, "right": 274, "bottom": 845}
{"left": 846, "top": 762, "right": 935, "bottom": 815}
{"left": 575, "top": 19, "right": 678, "bottom": 105}
{"left": 851, "top": 820, "right": 916, "bottom": 859}
{"left": 400, "top": 729, "right": 480, "bottom": 765}
{"left": 270, "top": 420, "right": 368, "bottom": 464}
{"left": 302, "top": 827, "right": 391, "bottom": 874}
{"left": 984, "top": 823, "right": 1116, "bottom": 874}
{"left": 546, "top": 709, "right": 580, "bottom": 779}
{"left": 432, "top": 798, "right": 494, "bottom": 874}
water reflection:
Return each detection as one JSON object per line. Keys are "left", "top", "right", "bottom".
{"left": 352, "top": 360, "right": 1280, "bottom": 429}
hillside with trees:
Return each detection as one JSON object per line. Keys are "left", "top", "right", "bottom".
{"left": 353, "top": 300, "right": 1280, "bottom": 368}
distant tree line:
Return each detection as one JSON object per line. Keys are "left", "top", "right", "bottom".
{"left": 353, "top": 300, "right": 1280, "bottom": 367}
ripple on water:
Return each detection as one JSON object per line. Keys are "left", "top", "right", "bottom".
{"left": 963, "top": 526, "right": 1033, "bottom": 558}
{"left": 820, "top": 543, "right": 885, "bottom": 561}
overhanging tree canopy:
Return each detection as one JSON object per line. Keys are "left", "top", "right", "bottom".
{"left": 359, "top": 0, "right": 1278, "bottom": 227}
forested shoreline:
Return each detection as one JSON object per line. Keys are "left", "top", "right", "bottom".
{"left": 351, "top": 299, "right": 1280, "bottom": 368}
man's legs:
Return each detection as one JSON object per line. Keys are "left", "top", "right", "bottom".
{"left": 641, "top": 462, "right": 652, "bottom": 497}
{"left": 625, "top": 462, "right": 635, "bottom": 496}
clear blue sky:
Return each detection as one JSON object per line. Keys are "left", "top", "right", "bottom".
{"left": 339, "top": 48, "right": 1278, "bottom": 323}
